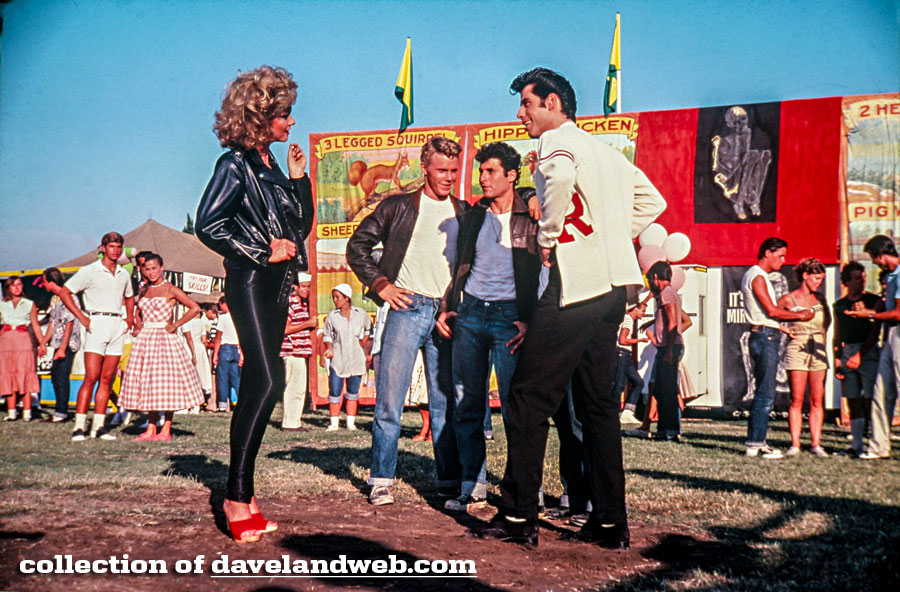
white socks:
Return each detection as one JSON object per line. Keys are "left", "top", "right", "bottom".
{"left": 74, "top": 413, "right": 87, "bottom": 431}
{"left": 91, "top": 413, "right": 106, "bottom": 434}
{"left": 330, "top": 416, "right": 340, "bottom": 428}
{"left": 346, "top": 415, "right": 356, "bottom": 429}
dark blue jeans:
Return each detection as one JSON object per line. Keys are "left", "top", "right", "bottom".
{"left": 50, "top": 347, "right": 75, "bottom": 418}
{"left": 217, "top": 344, "right": 241, "bottom": 409}
{"left": 654, "top": 344, "right": 684, "bottom": 438}
{"left": 616, "top": 349, "right": 646, "bottom": 411}
{"left": 328, "top": 368, "right": 362, "bottom": 403}
{"left": 451, "top": 294, "right": 520, "bottom": 497}
{"left": 747, "top": 328, "right": 780, "bottom": 446}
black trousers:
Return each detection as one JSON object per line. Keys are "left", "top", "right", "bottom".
{"left": 224, "top": 264, "right": 290, "bottom": 503}
{"left": 500, "top": 270, "right": 626, "bottom": 524}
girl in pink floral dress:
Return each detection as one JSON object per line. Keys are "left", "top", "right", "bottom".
{"left": 120, "top": 254, "right": 204, "bottom": 441}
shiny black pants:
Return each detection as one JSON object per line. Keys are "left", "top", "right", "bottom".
{"left": 224, "top": 265, "right": 289, "bottom": 503}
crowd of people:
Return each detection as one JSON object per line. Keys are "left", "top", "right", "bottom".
{"left": 1, "top": 64, "right": 896, "bottom": 551}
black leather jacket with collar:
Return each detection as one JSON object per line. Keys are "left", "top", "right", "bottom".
{"left": 441, "top": 187, "right": 542, "bottom": 323}
{"left": 196, "top": 148, "right": 314, "bottom": 273}
{"left": 346, "top": 188, "right": 467, "bottom": 306}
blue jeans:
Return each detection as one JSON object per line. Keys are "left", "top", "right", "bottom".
{"left": 451, "top": 294, "right": 520, "bottom": 497}
{"left": 654, "top": 344, "right": 684, "bottom": 438}
{"left": 328, "top": 368, "right": 361, "bottom": 403}
{"left": 747, "top": 328, "right": 780, "bottom": 446}
{"left": 50, "top": 347, "right": 75, "bottom": 418}
{"left": 369, "top": 294, "right": 460, "bottom": 488}
{"left": 217, "top": 344, "right": 241, "bottom": 409}
{"left": 616, "top": 349, "right": 646, "bottom": 411}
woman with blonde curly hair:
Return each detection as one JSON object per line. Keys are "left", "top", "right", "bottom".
{"left": 196, "top": 65, "right": 314, "bottom": 543}
{"left": 776, "top": 257, "right": 831, "bottom": 457}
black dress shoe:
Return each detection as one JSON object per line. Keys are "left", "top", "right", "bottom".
{"left": 470, "top": 515, "right": 539, "bottom": 548}
{"left": 561, "top": 522, "right": 630, "bottom": 549}
{"left": 437, "top": 485, "right": 460, "bottom": 499}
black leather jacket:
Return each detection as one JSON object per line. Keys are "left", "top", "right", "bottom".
{"left": 346, "top": 189, "right": 467, "bottom": 305}
{"left": 441, "top": 187, "right": 543, "bottom": 323}
{"left": 196, "top": 148, "right": 314, "bottom": 273}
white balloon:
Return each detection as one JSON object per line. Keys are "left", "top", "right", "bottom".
{"left": 670, "top": 265, "right": 686, "bottom": 291}
{"left": 639, "top": 223, "right": 668, "bottom": 248}
{"left": 663, "top": 232, "right": 691, "bottom": 263}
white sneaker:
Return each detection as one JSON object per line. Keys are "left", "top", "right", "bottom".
{"left": 326, "top": 424, "right": 339, "bottom": 431}
{"left": 346, "top": 424, "right": 358, "bottom": 431}
{"left": 746, "top": 445, "right": 783, "bottom": 459}
{"left": 619, "top": 409, "right": 640, "bottom": 425}
{"left": 810, "top": 446, "right": 829, "bottom": 457}
{"left": 785, "top": 446, "right": 801, "bottom": 457}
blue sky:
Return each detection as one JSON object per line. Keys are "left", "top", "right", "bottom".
{"left": 0, "top": 0, "right": 897, "bottom": 270}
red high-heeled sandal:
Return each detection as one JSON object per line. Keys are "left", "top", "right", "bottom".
{"left": 227, "top": 516, "right": 262, "bottom": 543}
{"left": 250, "top": 512, "right": 278, "bottom": 533}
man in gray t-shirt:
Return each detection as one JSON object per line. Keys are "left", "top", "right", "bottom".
{"left": 436, "top": 142, "right": 543, "bottom": 512}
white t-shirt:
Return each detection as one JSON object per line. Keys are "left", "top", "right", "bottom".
{"left": 394, "top": 195, "right": 459, "bottom": 298}
{"left": 182, "top": 316, "right": 205, "bottom": 344}
{"left": 464, "top": 210, "right": 517, "bottom": 302}
{"left": 217, "top": 312, "right": 240, "bottom": 345}
{"left": 617, "top": 314, "right": 634, "bottom": 351}
{"left": 64, "top": 259, "right": 134, "bottom": 314}
{"left": 741, "top": 265, "right": 780, "bottom": 329}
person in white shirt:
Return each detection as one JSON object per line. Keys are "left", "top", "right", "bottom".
{"left": 322, "top": 283, "right": 372, "bottom": 431}
{"left": 347, "top": 136, "right": 465, "bottom": 507}
{"left": 475, "top": 68, "right": 665, "bottom": 549}
{"left": 213, "top": 296, "right": 241, "bottom": 412}
{"left": 740, "top": 237, "right": 813, "bottom": 459}
{"left": 59, "top": 232, "right": 135, "bottom": 441}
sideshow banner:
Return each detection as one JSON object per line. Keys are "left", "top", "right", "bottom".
{"left": 694, "top": 103, "right": 780, "bottom": 224}
{"left": 637, "top": 97, "right": 842, "bottom": 266}
{"left": 843, "top": 94, "right": 900, "bottom": 292}
{"left": 467, "top": 114, "right": 639, "bottom": 202}
{"left": 721, "top": 266, "right": 794, "bottom": 413}
{"left": 309, "top": 126, "right": 467, "bottom": 401}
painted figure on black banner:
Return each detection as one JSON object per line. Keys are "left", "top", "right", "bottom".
{"left": 711, "top": 106, "right": 772, "bottom": 221}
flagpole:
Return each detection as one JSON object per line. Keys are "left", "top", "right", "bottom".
{"left": 617, "top": 13, "right": 622, "bottom": 113}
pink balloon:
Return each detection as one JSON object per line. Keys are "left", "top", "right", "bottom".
{"left": 638, "top": 245, "right": 666, "bottom": 272}
{"left": 671, "top": 265, "right": 686, "bottom": 291}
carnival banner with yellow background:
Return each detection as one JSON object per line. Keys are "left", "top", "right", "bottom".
{"left": 842, "top": 93, "right": 900, "bottom": 291}
{"left": 308, "top": 126, "right": 467, "bottom": 402}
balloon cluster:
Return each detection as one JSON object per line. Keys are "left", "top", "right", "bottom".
{"left": 637, "top": 224, "right": 691, "bottom": 291}
{"left": 97, "top": 247, "right": 137, "bottom": 275}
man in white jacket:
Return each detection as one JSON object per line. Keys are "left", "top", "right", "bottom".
{"left": 474, "top": 68, "right": 666, "bottom": 549}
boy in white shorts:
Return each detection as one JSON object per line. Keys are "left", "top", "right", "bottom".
{"left": 60, "top": 232, "right": 135, "bottom": 441}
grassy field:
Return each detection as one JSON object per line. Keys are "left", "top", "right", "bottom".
{"left": 1, "top": 408, "right": 898, "bottom": 591}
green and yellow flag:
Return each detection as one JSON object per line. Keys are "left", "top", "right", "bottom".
{"left": 395, "top": 37, "right": 413, "bottom": 134}
{"left": 603, "top": 13, "right": 620, "bottom": 117}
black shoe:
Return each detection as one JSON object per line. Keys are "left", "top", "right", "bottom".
{"left": 544, "top": 506, "right": 574, "bottom": 521}
{"left": 470, "top": 514, "right": 538, "bottom": 548}
{"left": 71, "top": 429, "right": 86, "bottom": 442}
{"left": 437, "top": 485, "right": 460, "bottom": 499}
{"left": 561, "top": 522, "right": 630, "bottom": 549}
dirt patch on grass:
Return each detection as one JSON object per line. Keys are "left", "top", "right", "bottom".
{"left": 1, "top": 488, "right": 689, "bottom": 591}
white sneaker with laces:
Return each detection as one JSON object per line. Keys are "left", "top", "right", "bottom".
{"left": 746, "top": 445, "right": 783, "bottom": 459}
